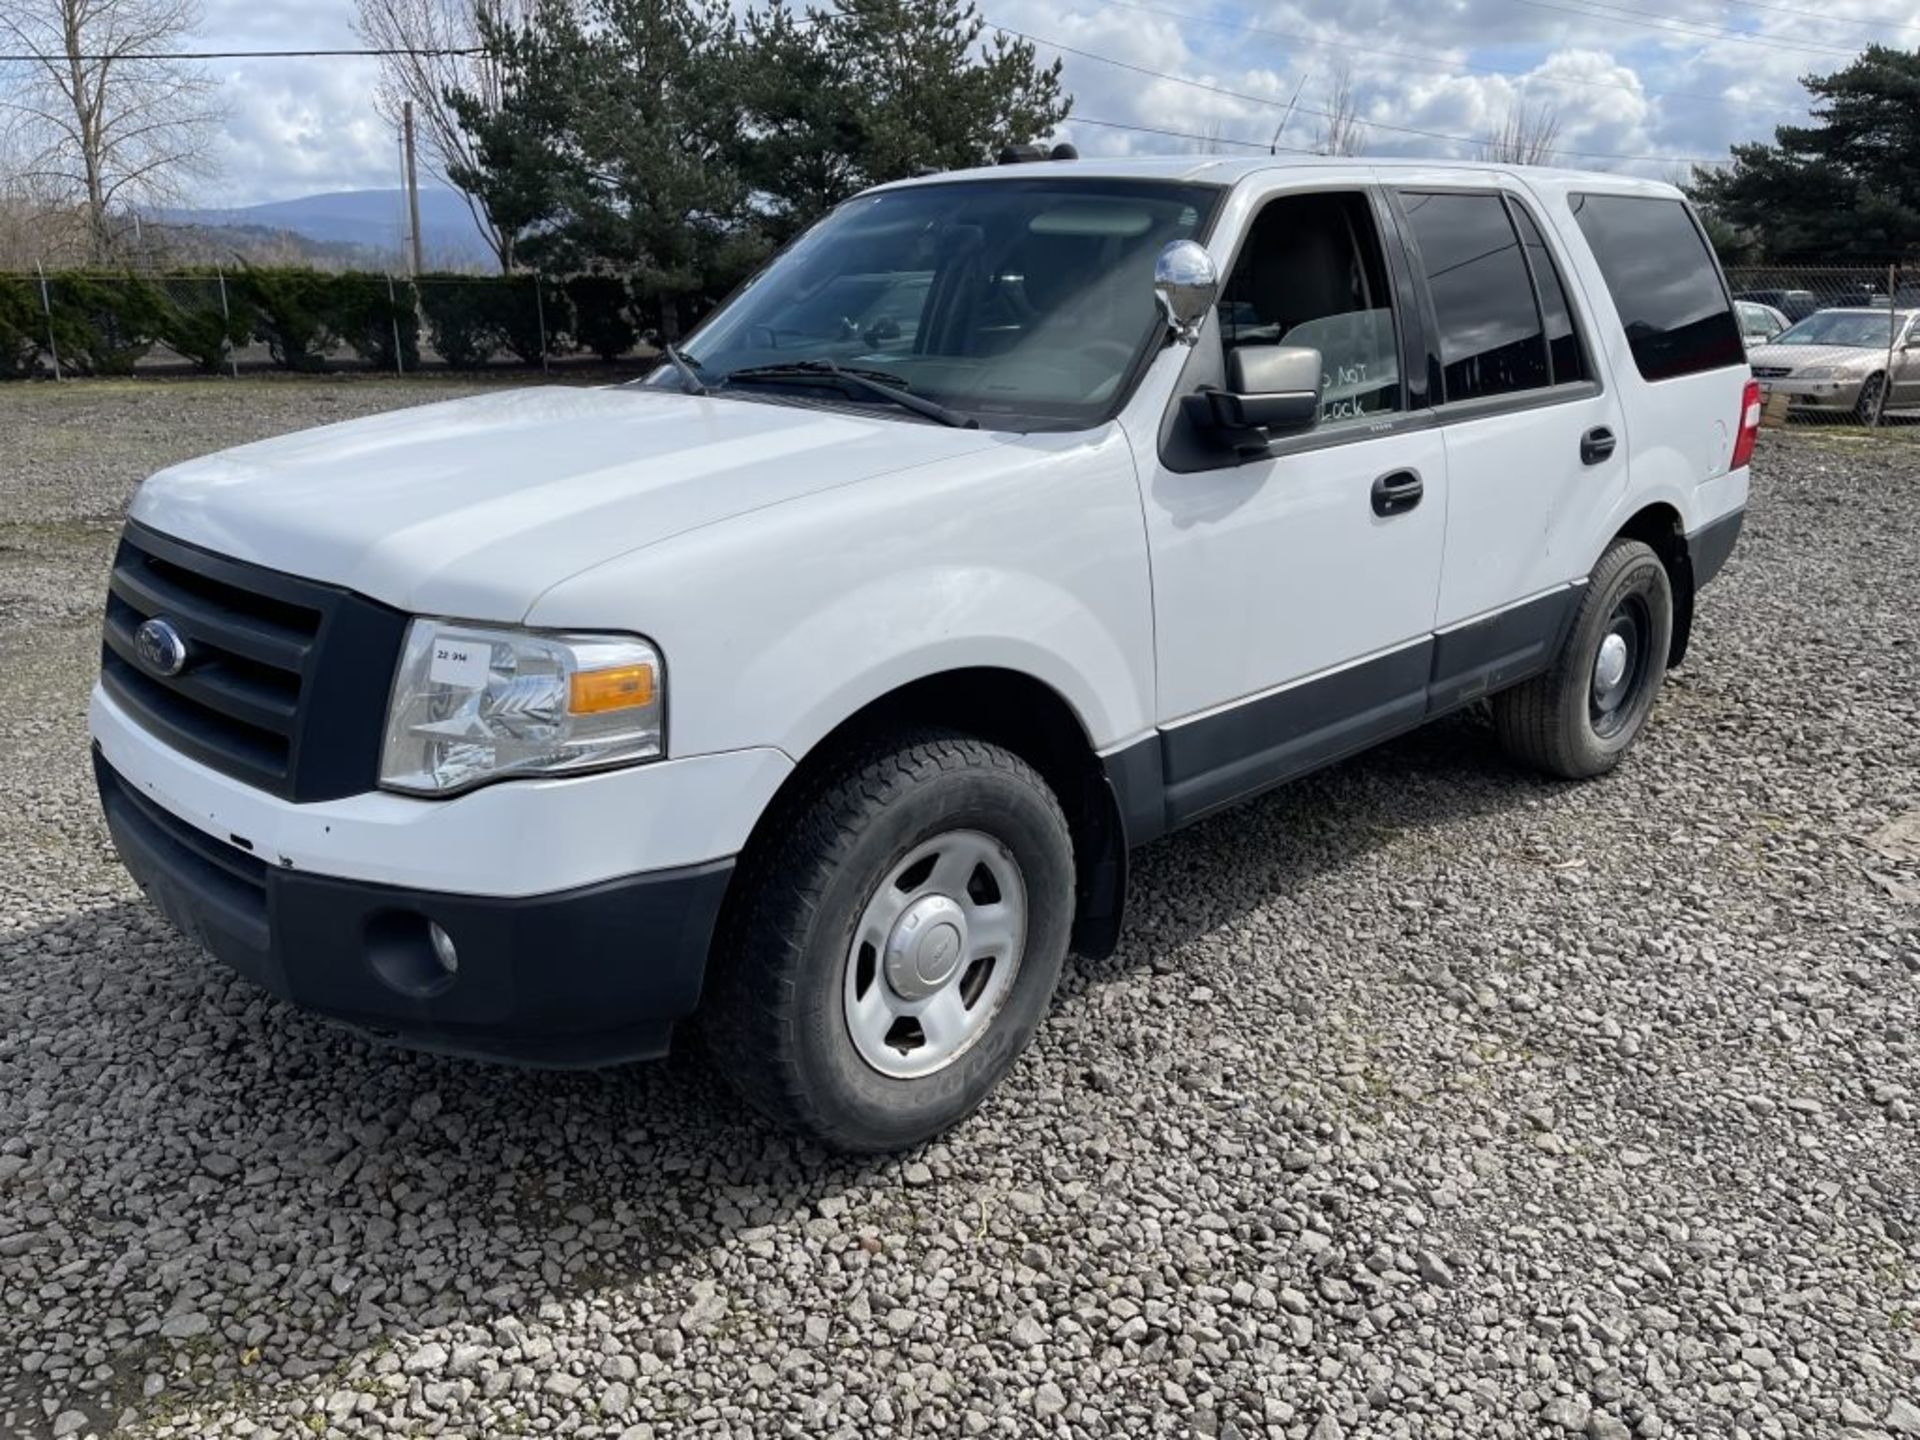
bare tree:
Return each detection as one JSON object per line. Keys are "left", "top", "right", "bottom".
{"left": 353, "top": 0, "right": 532, "bottom": 271}
{"left": 0, "top": 0, "right": 220, "bottom": 262}
{"left": 1313, "top": 62, "right": 1367, "bottom": 157}
{"left": 1480, "top": 99, "right": 1562, "bottom": 166}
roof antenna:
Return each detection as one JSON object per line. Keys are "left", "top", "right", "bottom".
{"left": 1270, "top": 70, "right": 1310, "bottom": 154}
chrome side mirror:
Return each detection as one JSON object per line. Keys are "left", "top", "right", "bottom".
{"left": 1154, "top": 239, "right": 1218, "bottom": 345}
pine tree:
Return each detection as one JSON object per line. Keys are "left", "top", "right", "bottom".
{"left": 1689, "top": 46, "right": 1920, "bottom": 262}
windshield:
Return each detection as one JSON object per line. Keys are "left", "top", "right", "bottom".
{"left": 652, "top": 177, "right": 1222, "bottom": 430}
{"left": 1772, "top": 311, "right": 1913, "bottom": 348}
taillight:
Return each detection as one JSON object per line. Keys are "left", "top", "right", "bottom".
{"left": 1730, "top": 377, "right": 1762, "bottom": 470}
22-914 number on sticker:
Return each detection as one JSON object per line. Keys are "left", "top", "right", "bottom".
{"left": 430, "top": 640, "right": 492, "bottom": 689}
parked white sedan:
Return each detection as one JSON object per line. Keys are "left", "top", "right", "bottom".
{"left": 1736, "top": 300, "right": 1788, "bottom": 346}
{"left": 1747, "top": 308, "right": 1920, "bottom": 421}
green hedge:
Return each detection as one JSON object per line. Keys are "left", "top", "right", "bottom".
{"left": 0, "top": 276, "right": 40, "bottom": 378}
{"left": 0, "top": 268, "right": 659, "bottom": 377}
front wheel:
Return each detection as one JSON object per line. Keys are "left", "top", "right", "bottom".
{"left": 1854, "top": 372, "right": 1887, "bottom": 424}
{"left": 1493, "top": 538, "right": 1674, "bottom": 780}
{"left": 703, "top": 731, "right": 1074, "bottom": 1152}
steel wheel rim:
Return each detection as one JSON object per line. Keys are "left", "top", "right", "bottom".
{"left": 1589, "top": 593, "right": 1651, "bottom": 738}
{"left": 843, "top": 828, "right": 1028, "bottom": 1079}
{"left": 1858, "top": 374, "right": 1884, "bottom": 420}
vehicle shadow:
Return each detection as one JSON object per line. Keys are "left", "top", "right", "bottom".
{"left": 0, "top": 705, "right": 1555, "bottom": 1421}
{"left": 1087, "top": 704, "right": 1557, "bottom": 973}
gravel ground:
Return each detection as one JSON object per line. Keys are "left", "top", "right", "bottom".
{"left": 2, "top": 379, "right": 1917, "bottom": 1440}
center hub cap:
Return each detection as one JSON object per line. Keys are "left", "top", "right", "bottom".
{"left": 884, "top": 895, "right": 969, "bottom": 1000}
{"left": 1595, "top": 632, "right": 1630, "bottom": 691}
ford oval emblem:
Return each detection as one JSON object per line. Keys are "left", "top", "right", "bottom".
{"left": 134, "top": 617, "right": 190, "bottom": 677}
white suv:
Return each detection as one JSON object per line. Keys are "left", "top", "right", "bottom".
{"left": 92, "top": 157, "right": 1755, "bottom": 1150}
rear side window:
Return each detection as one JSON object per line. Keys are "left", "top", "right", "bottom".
{"left": 1570, "top": 193, "right": 1743, "bottom": 382}
{"left": 1397, "top": 191, "right": 1550, "bottom": 403}
{"left": 1510, "top": 203, "right": 1587, "bottom": 385}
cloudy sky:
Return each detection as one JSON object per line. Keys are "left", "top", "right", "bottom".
{"left": 188, "top": 0, "right": 1918, "bottom": 211}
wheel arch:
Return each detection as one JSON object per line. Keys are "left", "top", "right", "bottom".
{"left": 1609, "top": 501, "right": 1695, "bottom": 667}
{"left": 732, "top": 667, "right": 1132, "bottom": 960}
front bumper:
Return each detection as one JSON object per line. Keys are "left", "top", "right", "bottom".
{"left": 96, "top": 747, "right": 733, "bottom": 1065}
{"left": 90, "top": 683, "right": 789, "bottom": 896}
{"left": 1756, "top": 376, "right": 1866, "bottom": 411}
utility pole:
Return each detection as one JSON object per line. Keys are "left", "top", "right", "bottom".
{"left": 403, "top": 100, "right": 425, "bottom": 277}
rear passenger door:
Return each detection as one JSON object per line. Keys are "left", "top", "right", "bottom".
{"left": 1390, "top": 185, "right": 1628, "bottom": 706}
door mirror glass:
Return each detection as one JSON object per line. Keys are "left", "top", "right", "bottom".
{"left": 1189, "top": 344, "right": 1324, "bottom": 444}
{"left": 1154, "top": 239, "right": 1218, "bottom": 344}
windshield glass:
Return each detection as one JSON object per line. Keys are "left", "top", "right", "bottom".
{"left": 654, "top": 177, "right": 1222, "bottom": 430}
{"left": 1773, "top": 311, "right": 1913, "bottom": 348}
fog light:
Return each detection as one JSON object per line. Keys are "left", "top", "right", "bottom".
{"left": 428, "top": 922, "right": 459, "bottom": 976}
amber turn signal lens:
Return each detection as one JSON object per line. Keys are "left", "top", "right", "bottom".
{"left": 569, "top": 663, "right": 656, "bottom": 715}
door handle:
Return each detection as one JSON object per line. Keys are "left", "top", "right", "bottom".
{"left": 1370, "top": 469, "right": 1424, "bottom": 517}
{"left": 1581, "top": 426, "right": 1618, "bottom": 466}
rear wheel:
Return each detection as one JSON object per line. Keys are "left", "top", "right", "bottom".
{"left": 1493, "top": 538, "right": 1673, "bottom": 780}
{"left": 704, "top": 730, "right": 1073, "bottom": 1152}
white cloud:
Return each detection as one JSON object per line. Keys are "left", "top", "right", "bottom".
{"left": 166, "top": 0, "right": 1920, "bottom": 203}
{"left": 205, "top": 58, "right": 398, "bottom": 202}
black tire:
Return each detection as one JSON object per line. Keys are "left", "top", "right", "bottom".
{"left": 1493, "top": 538, "right": 1674, "bottom": 780}
{"left": 1854, "top": 372, "right": 1886, "bottom": 425}
{"left": 703, "top": 730, "right": 1074, "bottom": 1152}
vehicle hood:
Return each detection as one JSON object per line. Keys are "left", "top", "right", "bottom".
{"left": 1746, "top": 344, "right": 1881, "bottom": 373}
{"left": 130, "top": 386, "right": 1006, "bottom": 619}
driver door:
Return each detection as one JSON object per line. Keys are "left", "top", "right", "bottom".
{"left": 1127, "top": 183, "right": 1448, "bottom": 827}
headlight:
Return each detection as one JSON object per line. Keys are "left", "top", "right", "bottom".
{"left": 380, "top": 620, "right": 663, "bottom": 796}
{"left": 1793, "top": 365, "right": 1840, "bottom": 379}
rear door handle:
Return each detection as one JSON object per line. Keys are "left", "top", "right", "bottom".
{"left": 1371, "top": 468, "right": 1424, "bottom": 517}
{"left": 1581, "top": 426, "right": 1618, "bottom": 466}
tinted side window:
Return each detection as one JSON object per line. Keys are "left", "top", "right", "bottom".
{"left": 1509, "top": 202, "right": 1587, "bottom": 385}
{"left": 1219, "top": 191, "right": 1402, "bottom": 426}
{"left": 1399, "top": 191, "right": 1549, "bottom": 402}
{"left": 1570, "top": 193, "right": 1743, "bottom": 382}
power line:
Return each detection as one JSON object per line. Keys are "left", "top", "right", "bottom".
{"left": 991, "top": 19, "right": 1731, "bottom": 166}
{"left": 1088, "top": 0, "right": 1805, "bottom": 113}
{"left": 1072, "top": 115, "right": 1299, "bottom": 151}
{"left": 1508, "top": 0, "right": 1863, "bottom": 56}
{"left": 1688, "top": 0, "right": 1920, "bottom": 36}
{"left": 0, "top": 45, "right": 484, "bottom": 62}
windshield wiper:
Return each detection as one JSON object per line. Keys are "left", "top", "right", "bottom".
{"left": 660, "top": 342, "right": 709, "bottom": 395}
{"left": 720, "top": 359, "right": 977, "bottom": 429}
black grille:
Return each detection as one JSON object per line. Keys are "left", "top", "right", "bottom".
{"left": 102, "top": 522, "right": 409, "bottom": 802}
{"left": 1751, "top": 365, "right": 1793, "bottom": 379}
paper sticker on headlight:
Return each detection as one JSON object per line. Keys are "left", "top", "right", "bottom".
{"left": 430, "top": 637, "right": 491, "bottom": 688}
{"left": 382, "top": 620, "right": 664, "bottom": 795}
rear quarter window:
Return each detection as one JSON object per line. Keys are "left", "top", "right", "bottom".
{"left": 1570, "top": 193, "right": 1744, "bottom": 382}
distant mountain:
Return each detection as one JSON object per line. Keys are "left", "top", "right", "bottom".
{"left": 147, "top": 188, "right": 496, "bottom": 271}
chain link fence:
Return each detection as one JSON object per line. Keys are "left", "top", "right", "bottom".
{"left": 1724, "top": 264, "right": 1918, "bottom": 437}
{"left": 0, "top": 268, "right": 676, "bottom": 380}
